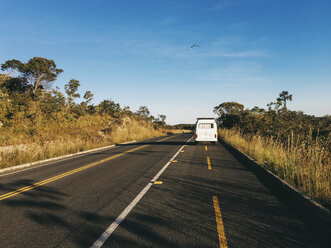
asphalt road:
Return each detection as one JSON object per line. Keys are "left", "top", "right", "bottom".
{"left": 0, "top": 133, "right": 326, "bottom": 247}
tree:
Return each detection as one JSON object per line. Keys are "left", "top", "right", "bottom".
{"left": 267, "top": 101, "right": 282, "bottom": 111}
{"left": 251, "top": 106, "right": 265, "bottom": 114}
{"left": 65, "top": 79, "right": 80, "bottom": 105}
{"left": 136, "top": 106, "right": 150, "bottom": 119}
{"left": 213, "top": 102, "right": 244, "bottom": 128}
{"left": 122, "top": 105, "right": 133, "bottom": 116}
{"left": 39, "top": 89, "right": 66, "bottom": 118}
{"left": 0, "top": 73, "right": 10, "bottom": 86}
{"left": 214, "top": 101, "right": 244, "bottom": 116}
{"left": 2, "top": 77, "right": 31, "bottom": 94}
{"left": 1, "top": 57, "right": 63, "bottom": 94}
{"left": 81, "top": 90, "right": 95, "bottom": 114}
{"left": 154, "top": 114, "right": 166, "bottom": 125}
{"left": 276, "top": 91, "right": 292, "bottom": 110}
{"left": 83, "top": 90, "right": 93, "bottom": 104}
{"left": 98, "top": 99, "right": 121, "bottom": 116}
{"left": 159, "top": 114, "right": 166, "bottom": 123}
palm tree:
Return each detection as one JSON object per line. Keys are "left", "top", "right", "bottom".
{"left": 277, "top": 91, "right": 292, "bottom": 110}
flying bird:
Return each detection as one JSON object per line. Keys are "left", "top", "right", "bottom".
{"left": 190, "top": 44, "right": 200, "bottom": 49}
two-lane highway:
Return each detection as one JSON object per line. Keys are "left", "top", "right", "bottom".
{"left": 0, "top": 134, "right": 326, "bottom": 247}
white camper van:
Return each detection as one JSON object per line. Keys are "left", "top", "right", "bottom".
{"left": 195, "top": 118, "right": 218, "bottom": 144}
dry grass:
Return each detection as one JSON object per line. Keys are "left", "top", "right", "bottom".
{"left": 220, "top": 128, "right": 331, "bottom": 209}
{"left": 164, "top": 129, "right": 192, "bottom": 135}
{"left": 106, "top": 117, "right": 166, "bottom": 144}
{"left": 0, "top": 116, "right": 177, "bottom": 170}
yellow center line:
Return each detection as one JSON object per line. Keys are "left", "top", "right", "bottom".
{"left": 207, "top": 157, "right": 212, "bottom": 170}
{"left": 0, "top": 135, "right": 176, "bottom": 201}
{"left": 205, "top": 145, "right": 208, "bottom": 151}
{"left": 213, "top": 196, "right": 228, "bottom": 248}
{"left": 157, "top": 136, "right": 174, "bottom": 142}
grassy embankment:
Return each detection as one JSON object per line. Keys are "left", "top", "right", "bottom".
{"left": 0, "top": 116, "right": 185, "bottom": 170}
{"left": 220, "top": 128, "right": 330, "bottom": 209}
{"left": 0, "top": 58, "right": 191, "bottom": 171}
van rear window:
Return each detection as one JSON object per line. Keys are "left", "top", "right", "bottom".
{"left": 198, "top": 123, "right": 214, "bottom": 129}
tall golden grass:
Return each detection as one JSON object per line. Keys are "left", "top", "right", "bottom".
{"left": 0, "top": 116, "right": 181, "bottom": 170}
{"left": 220, "top": 128, "right": 331, "bottom": 209}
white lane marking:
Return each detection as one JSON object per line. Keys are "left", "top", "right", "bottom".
{"left": 91, "top": 136, "right": 193, "bottom": 248}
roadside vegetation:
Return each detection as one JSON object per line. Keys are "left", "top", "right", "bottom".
{"left": 214, "top": 92, "right": 330, "bottom": 209}
{"left": 0, "top": 57, "right": 183, "bottom": 169}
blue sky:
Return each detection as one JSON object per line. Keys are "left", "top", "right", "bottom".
{"left": 0, "top": 0, "right": 330, "bottom": 124}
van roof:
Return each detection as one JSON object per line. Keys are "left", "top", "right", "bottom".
{"left": 197, "top": 118, "right": 215, "bottom": 120}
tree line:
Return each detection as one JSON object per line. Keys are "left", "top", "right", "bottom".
{"left": 0, "top": 57, "right": 167, "bottom": 135}
{"left": 214, "top": 91, "right": 330, "bottom": 143}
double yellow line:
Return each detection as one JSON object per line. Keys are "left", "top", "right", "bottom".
{"left": 0, "top": 136, "right": 173, "bottom": 201}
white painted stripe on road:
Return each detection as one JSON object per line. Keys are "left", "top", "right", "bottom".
{"left": 91, "top": 136, "right": 193, "bottom": 248}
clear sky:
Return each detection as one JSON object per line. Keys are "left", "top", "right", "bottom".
{"left": 0, "top": 0, "right": 330, "bottom": 124}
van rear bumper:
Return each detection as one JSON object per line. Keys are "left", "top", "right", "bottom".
{"left": 195, "top": 138, "right": 218, "bottom": 142}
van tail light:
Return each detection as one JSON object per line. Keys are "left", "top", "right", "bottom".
{"left": 195, "top": 134, "right": 198, "bottom": 138}
{"left": 214, "top": 134, "right": 217, "bottom": 138}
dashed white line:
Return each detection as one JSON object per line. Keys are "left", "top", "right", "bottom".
{"left": 91, "top": 136, "right": 193, "bottom": 248}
